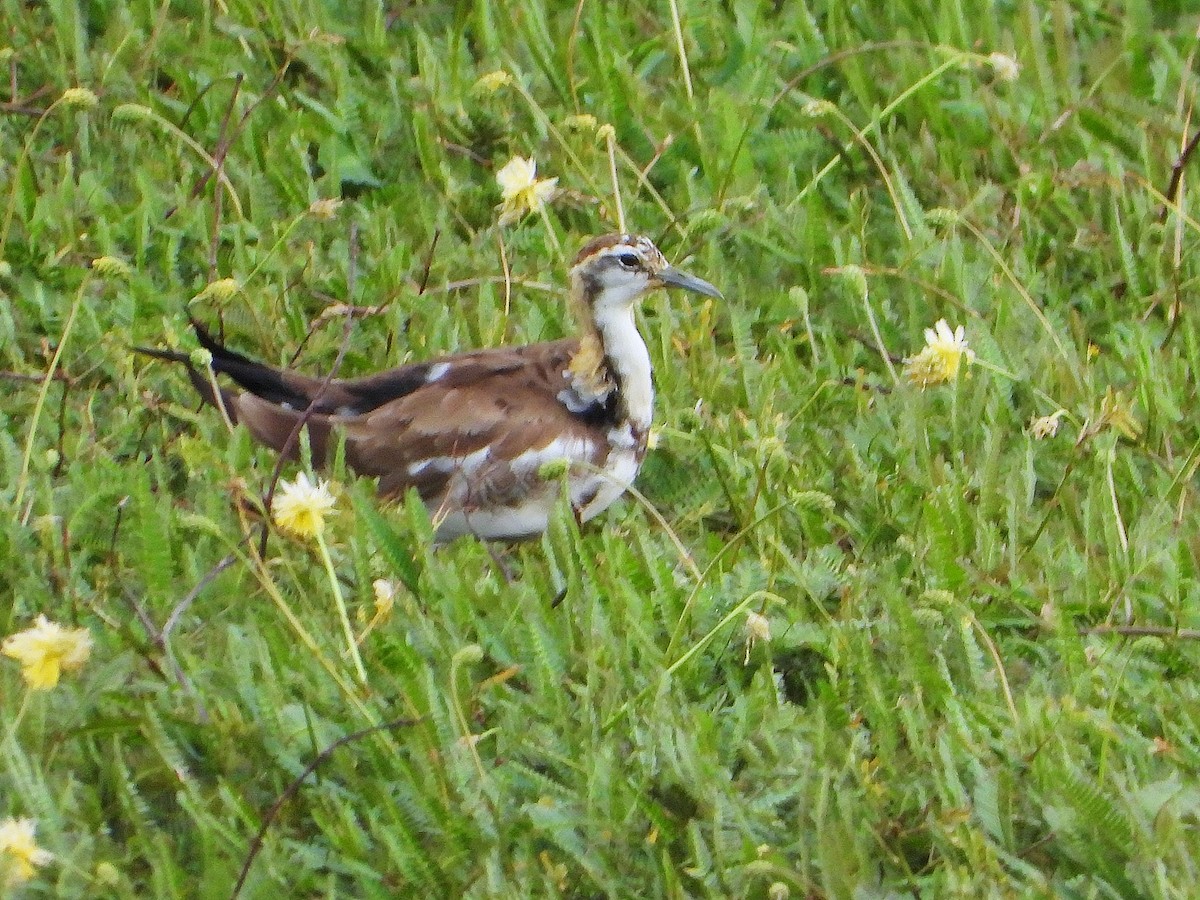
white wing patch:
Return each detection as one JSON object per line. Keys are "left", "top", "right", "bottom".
{"left": 508, "top": 435, "right": 595, "bottom": 476}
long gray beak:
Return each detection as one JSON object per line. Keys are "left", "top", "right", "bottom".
{"left": 656, "top": 266, "right": 723, "bottom": 299}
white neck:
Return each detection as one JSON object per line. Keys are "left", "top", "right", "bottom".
{"left": 593, "top": 303, "right": 653, "bottom": 431}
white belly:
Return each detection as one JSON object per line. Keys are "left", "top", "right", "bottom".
{"left": 429, "top": 447, "right": 642, "bottom": 541}
{"left": 433, "top": 497, "right": 556, "bottom": 541}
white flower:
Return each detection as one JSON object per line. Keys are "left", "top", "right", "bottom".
{"left": 987, "top": 53, "right": 1020, "bottom": 83}
{"left": 272, "top": 473, "right": 337, "bottom": 538}
{"left": 0, "top": 818, "right": 53, "bottom": 887}
{"left": 800, "top": 98, "right": 837, "bottom": 118}
{"left": 903, "top": 319, "right": 975, "bottom": 388}
{"left": 495, "top": 156, "right": 557, "bottom": 224}
{"left": 372, "top": 579, "right": 397, "bottom": 616}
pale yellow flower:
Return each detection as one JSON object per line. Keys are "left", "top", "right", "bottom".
{"left": 987, "top": 52, "right": 1020, "bottom": 83}
{"left": 474, "top": 70, "right": 512, "bottom": 93}
{"left": 1029, "top": 409, "right": 1066, "bottom": 440}
{"left": 903, "top": 319, "right": 975, "bottom": 388}
{"left": 743, "top": 610, "right": 771, "bottom": 664}
{"left": 2, "top": 615, "right": 92, "bottom": 690}
{"left": 0, "top": 818, "right": 53, "bottom": 887}
{"left": 496, "top": 156, "right": 558, "bottom": 224}
{"left": 307, "top": 198, "right": 343, "bottom": 220}
{"left": 60, "top": 87, "right": 98, "bottom": 109}
{"left": 272, "top": 472, "right": 337, "bottom": 538}
{"left": 596, "top": 123, "right": 616, "bottom": 142}
{"left": 372, "top": 579, "right": 397, "bottom": 617}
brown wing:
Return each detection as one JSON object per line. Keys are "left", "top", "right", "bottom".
{"left": 229, "top": 338, "right": 612, "bottom": 501}
{"left": 143, "top": 320, "right": 617, "bottom": 503}
{"left": 339, "top": 342, "right": 607, "bottom": 502}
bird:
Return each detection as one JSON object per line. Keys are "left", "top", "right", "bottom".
{"left": 138, "top": 233, "right": 722, "bottom": 542}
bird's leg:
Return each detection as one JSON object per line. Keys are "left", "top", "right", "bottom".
{"left": 484, "top": 541, "right": 517, "bottom": 584}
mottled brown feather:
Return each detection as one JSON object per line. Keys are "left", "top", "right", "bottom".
{"left": 226, "top": 337, "right": 608, "bottom": 505}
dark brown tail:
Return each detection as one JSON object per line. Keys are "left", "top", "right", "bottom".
{"left": 134, "top": 318, "right": 312, "bottom": 410}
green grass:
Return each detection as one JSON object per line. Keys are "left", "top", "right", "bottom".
{"left": 4, "top": 0, "right": 1200, "bottom": 896}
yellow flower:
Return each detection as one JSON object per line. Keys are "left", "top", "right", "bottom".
{"left": 596, "top": 123, "right": 616, "bottom": 143}
{"left": 0, "top": 818, "right": 52, "bottom": 887}
{"left": 474, "top": 70, "right": 512, "bottom": 93}
{"left": 272, "top": 472, "right": 337, "bottom": 538}
{"left": 903, "top": 319, "right": 975, "bottom": 388}
{"left": 495, "top": 156, "right": 558, "bottom": 224}
{"left": 2, "top": 616, "right": 92, "bottom": 690}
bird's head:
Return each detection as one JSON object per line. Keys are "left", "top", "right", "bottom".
{"left": 569, "top": 234, "right": 722, "bottom": 316}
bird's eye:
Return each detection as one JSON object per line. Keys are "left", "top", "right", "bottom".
{"left": 617, "top": 253, "right": 640, "bottom": 269}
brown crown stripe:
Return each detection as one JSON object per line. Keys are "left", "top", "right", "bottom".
{"left": 572, "top": 233, "right": 632, "bottom": 266}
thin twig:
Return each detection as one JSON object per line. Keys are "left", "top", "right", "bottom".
{"left": 229, "top": 715, "right": 419, "bottom": 899}
{"left": 206, "top": 75, "right": 242, "bottom": 278}
{"left": 0, "top": 369, "right": 78, "bottom": 385}
{"left": 163, "top": 553, "right": 237, "bottom": 639}
{"left": 417, "top": 229, "right": 440, "bottom": 296}
{"left": 1160, "top": 126, "right": 1200, "bottom": 221}
{"left": 189, "top": 66, "right": 290, "bottom": 204}
{"left": 0, "top": 104, "right": 47, "bottom": 117}
{"left": 121, "top": 587, "right": 210, "bottom": 722}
